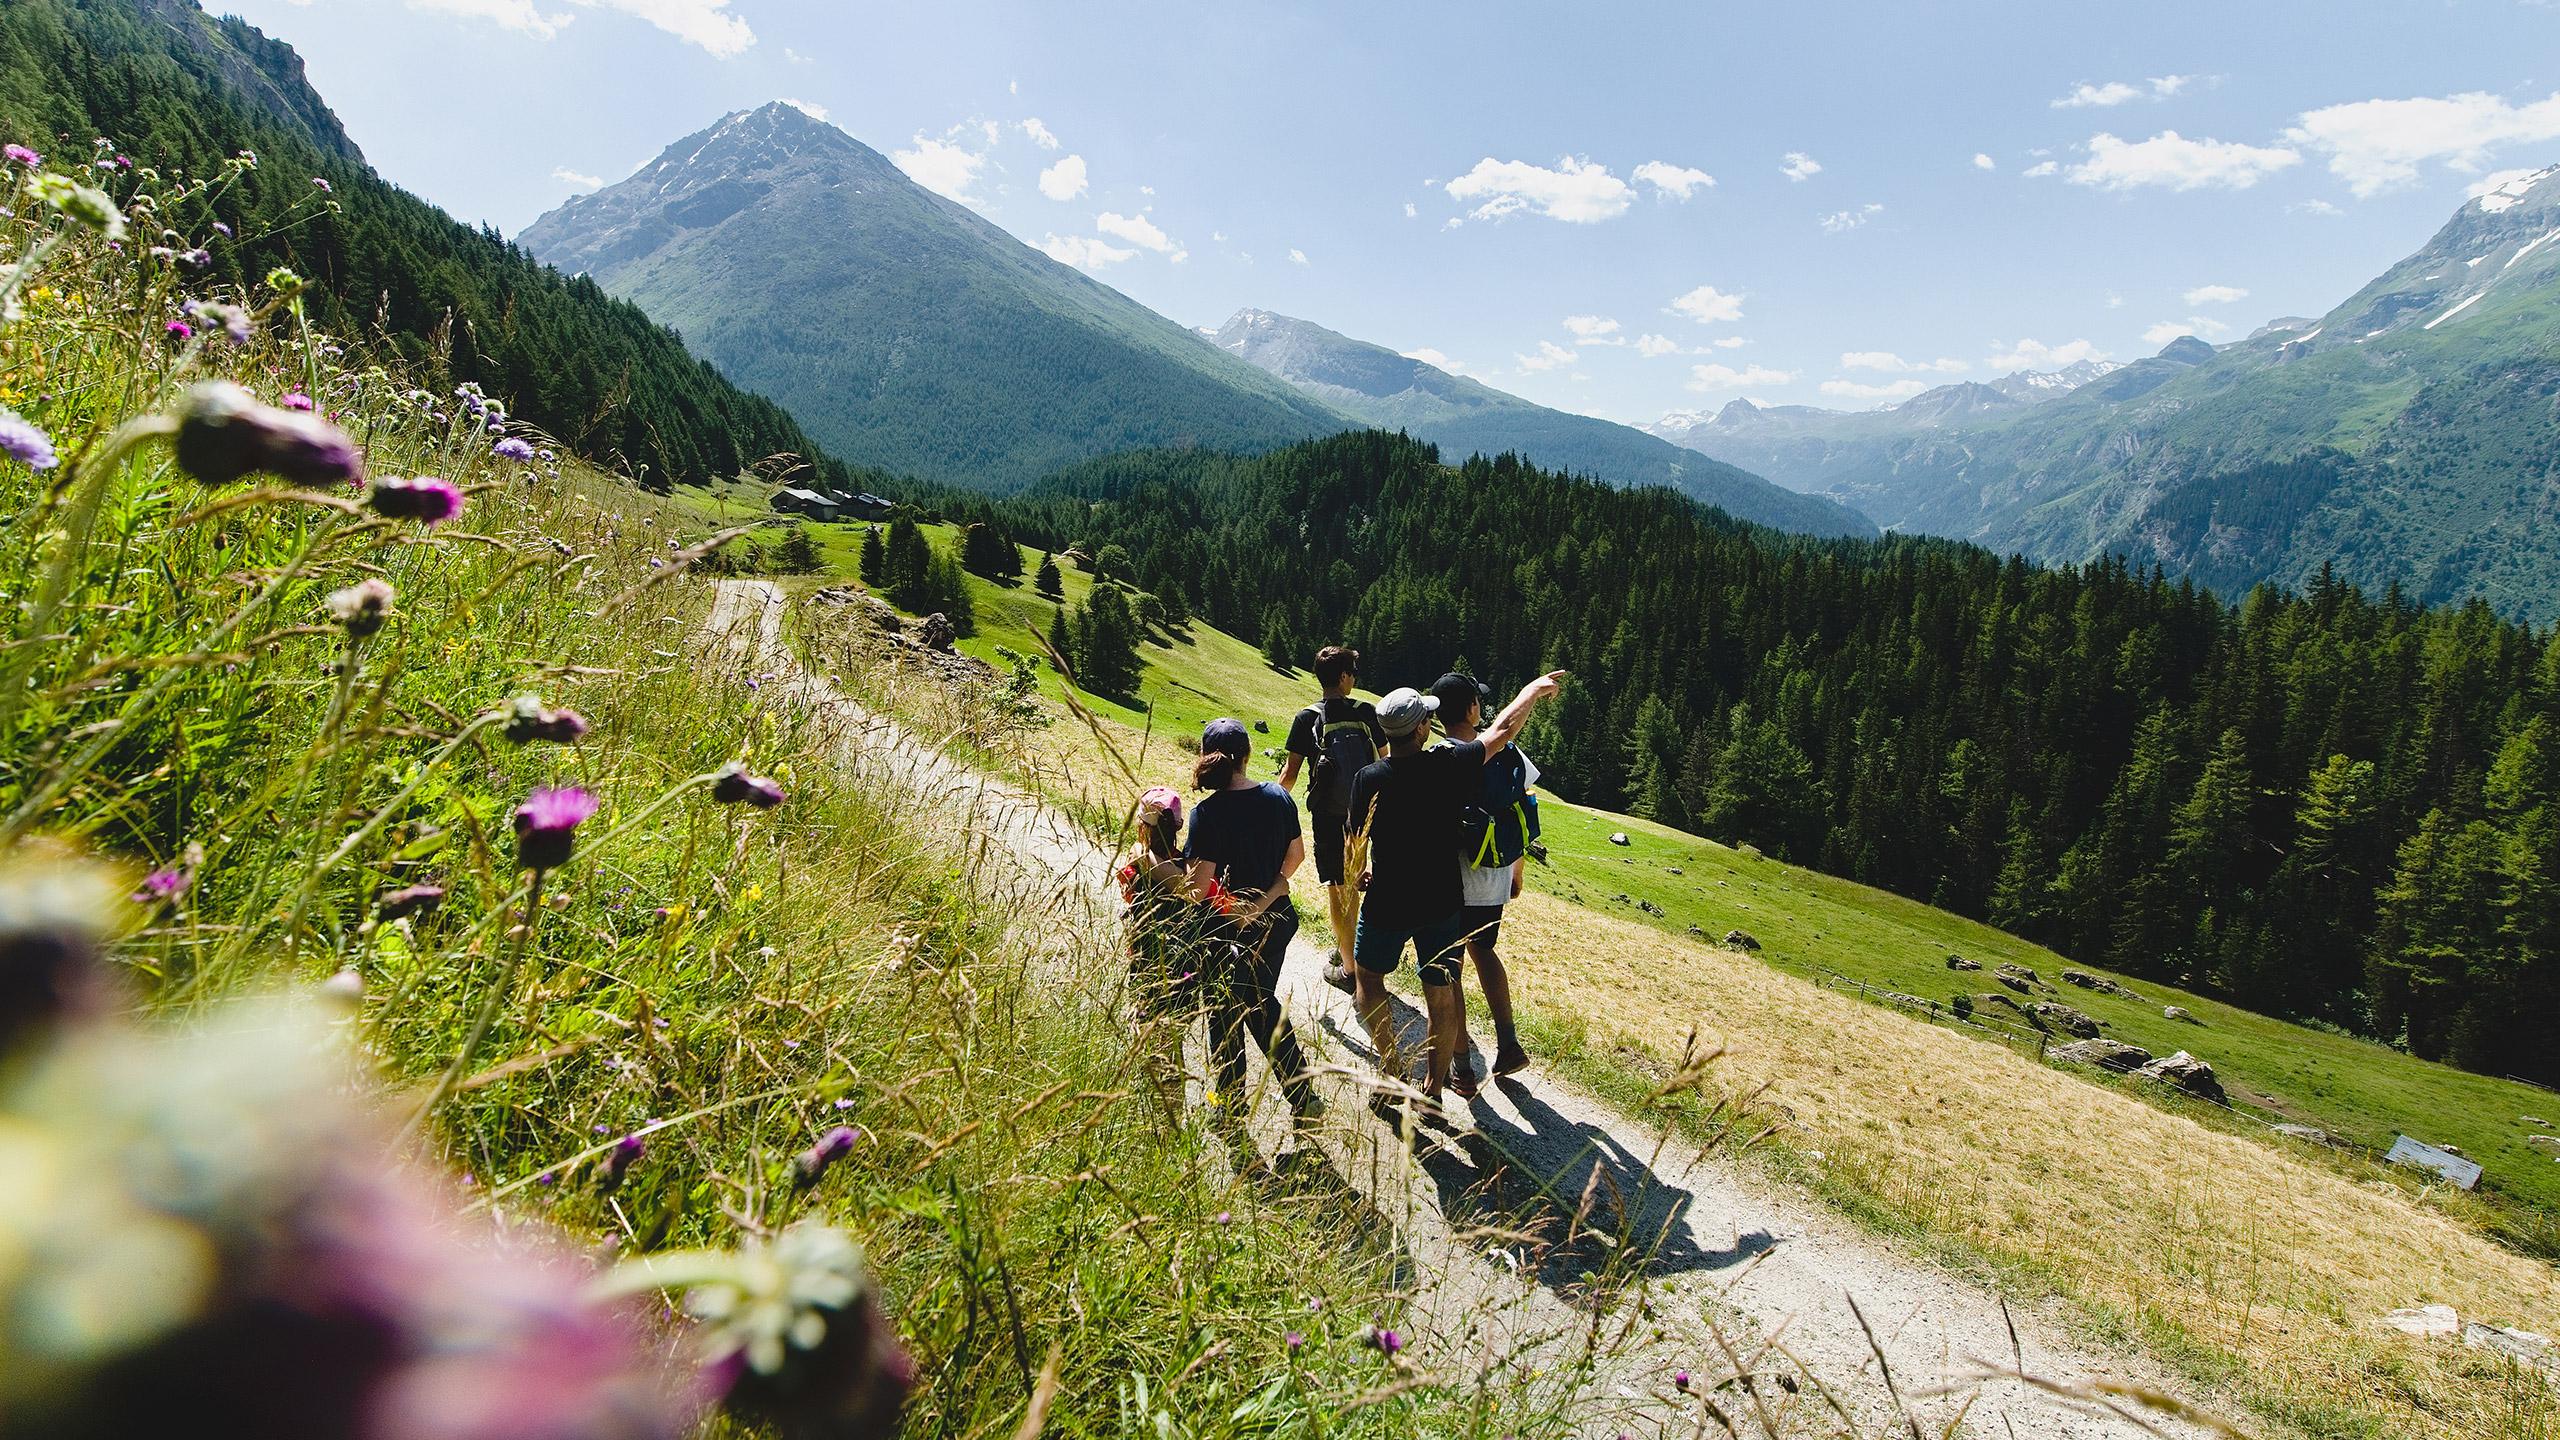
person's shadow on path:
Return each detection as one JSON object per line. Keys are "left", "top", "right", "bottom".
{"left": 1318, "top": 988, "right": 1780, "bottom": 1298}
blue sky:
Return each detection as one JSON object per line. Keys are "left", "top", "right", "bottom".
{"left": 229, "top": 0, "right": 2559, "bottom": 426}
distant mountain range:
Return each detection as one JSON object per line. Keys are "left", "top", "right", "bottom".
{"left": 1650, "top": 167, "right": 2560, "bottom": 618}
{"left": 520, "top": 104, "right": 1352, "bottom": 492}
{"left": 1208, "top": 308, "right": 1874, "bottom": 537}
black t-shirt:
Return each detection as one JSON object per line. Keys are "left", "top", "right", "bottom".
{"left": 1286, "top": 699, "right": 1386, "bottom": 787}
{"left": 1347, "top": 739, "right": 1485, "bottom": 930}
{"left": 1184, "top": 781, "right": 1302, "bottom": 899}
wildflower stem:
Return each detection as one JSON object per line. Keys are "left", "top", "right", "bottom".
{"left": 411, "top": 864, "right": 549, "bottom": 1133}
{"left": 0, "top": 229, "right": 65, "bottom": 327}
{"left": 282, "top": 708, "right": 507, "bottom": 934}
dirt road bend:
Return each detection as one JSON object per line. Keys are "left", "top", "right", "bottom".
{"left": 706, "top": 579, "right": 2226, "bottom": 1440}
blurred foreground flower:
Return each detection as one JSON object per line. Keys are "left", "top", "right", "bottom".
{"left": 503, "top": 695, "right": 589, "bottom": 745}
{"left": 173, "top": 380, "right": 364, "bottom": 488}
{"left": 326, "top": 579, "right": 395, "bottom": 639}
{"left": 0, "top": 409, "right": 57, "bottom": 471}
{"left": 514, "top": 787, "right": 598, "bottom": 871}
{"left": 369, "top": 475, "right": 464, "bottom": 525}
{"left": 711, "top": 763, "right": 786, "bottom": 810}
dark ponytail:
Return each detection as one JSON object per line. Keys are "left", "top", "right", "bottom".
{"left": 1194, "top": 751, "right": 1240, "bottom": 791}
{"left": 1147, "top": 812, "right": 1180, "bottom": 859}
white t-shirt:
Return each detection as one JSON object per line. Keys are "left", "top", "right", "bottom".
{"left": 1446, "top": 745, "right": 1538, "bottom": 908}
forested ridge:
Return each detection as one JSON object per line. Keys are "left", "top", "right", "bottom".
{"left": 951, "top": 431, "right": 2560, "bottom": 1084}
{"left": 0, "top": 0, "right": 894, "bottom": 494}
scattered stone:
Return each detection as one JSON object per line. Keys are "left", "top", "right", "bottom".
{"left": 2134, "top": 1050, "right": 2226, "bottom": 1104}
{"left": 2524, "top": 1115, "right": 2550, "bottom": 1128}
{"left": 1687, "top": 924, "right": 1706, "bottom": 938}
{"left": 2029, "top": 1002, "right": 2102, "bottom": 1038}
{"left": 2383, "top": 1304, "right": 2461, "bottom": 1339}
{"left": 2051, "top": 1039, "right": 2152, "bottom": 1072}
{"left": 1252, "top": 719, "right": 1269, "bottom": 734}
{"left": 2163, "top": 1005, "right": 2198, "bottom": 1023}
{"left": 1612, "top": 893, "right": 1629, "bottom": 904}
{"left": 2275, "top": 1124, "right": 2344, "bottom": 1148}
{"left": 2060, "top": 969, "right": 2142, "bottom": 999}
{"left": 2439, "top": 1144, "right": 2465, "bottom": 1157}
{"left": 1609, "top": 832, "right": 1631, "bottom": 847}
{"left": 1666, "top": 866, "right": 1683, "bottom": 876}
{"left": 916, "top": 612, "right": 958, "bottom": 651}
{"left": 2526, "top": 1136, "right": 2560, "bottom": 1157}
{"left": 1994, "top": 962, "right": 2042, "bottom": 994}
{"left": 1723, "top": 929, "right": 1762, "bottom": 952}
{"left": 1946, "top": 955, "right": 1983, "bottom": 972}
{"left": 1637, "top": 899, "right": 1664, "bottom": 917}
{"left": 2464, "top": 1321, "right": 2557, "bottom": 1372}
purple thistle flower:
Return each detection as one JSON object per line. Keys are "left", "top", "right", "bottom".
{"left": 164, "top": 319, "right": 194, "bottom": 341}
{"left": 602, "top": 1134, "right": 645, "bottom": 1191}
{"left": 504, "top": 694, "right": 590, "bottom": 745}
{"left": 710, "top": 763, "right": 785, "bottom": 809}
{"left": 178, "top": 247, "right": 211, "bottom": 268}
{"left": 311, "top": 176, "right": 332, "bottom": 191}
{"left": 3, "top": 144, "right": 39, "bottom": 166}
{"left": 514, "top": 786, "right": 599, "bottom": 870}
{"left": 1214, "top": 1210, "right": 1231, "bottom": 1226}
{"left": 1284, "top": 1331, "right": 1304, "bottom": 1352}
{"left": 1673, "top": 1369, "right": 1691, "bottom": 1391}
{"left": 173, "top": 381, "right": 365, "bottom": 489}
{"left": 325, "top": 578, "right": 395, "bottom": 639}
{"left": 794, "top": 1126, "right": 860, "bottom": 1187}
{"left": 0, "top": 409, "right": 57, "bottom": 471}
{"left": 211, "top": 220, "right": 233, "bottom": 237}
{"left": 369, "top": 474, "right": 466, "bottom": 525}
{"left": 493, "top": 437, "right": 536, "bottom": 462}
{"left": 1369, "top": 1326, "right": 1402, "bottom": 1356}
{"left": 281, "top": 391, "right": 314, "bottom": 411}
{"left": 375, "top": 883, "right": 446, "bottom": 922}
{"left": 133, "top": 867, "right": 191, "bottom": 905}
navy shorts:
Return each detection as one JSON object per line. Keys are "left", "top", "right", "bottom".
{"left": 1353, "top": 910, "right": 1465, "bottom": 988}
{"left": 1454, "top": 903, "right": 1504, "bottom": 952}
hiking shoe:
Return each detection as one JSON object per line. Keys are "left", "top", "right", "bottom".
{"left": 1491, "top": 1044, "right": 1530, "bottom": 1078}
{"left": 1321, "top": 957, "right": 1356, "bottom": 996}
{"left": 1456, "top": 1050, "right": 1488, "bottom": 1086}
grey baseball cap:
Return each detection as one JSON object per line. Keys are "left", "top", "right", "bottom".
{"left": 1375, "top": 686, "right": 1439, "bottom": 738}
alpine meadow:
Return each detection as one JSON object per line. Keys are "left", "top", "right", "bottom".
{"left": 4, "top": 3, "right": 2559, "bottom": 1440}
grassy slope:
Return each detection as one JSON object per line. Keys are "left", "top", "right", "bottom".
{"left": 754, "top": 506, "right": 2560, "bottom": 1438}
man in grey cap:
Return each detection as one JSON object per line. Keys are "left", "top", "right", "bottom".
{"left": 1347, "top": 670, "right": 1566, "bottom": 1105}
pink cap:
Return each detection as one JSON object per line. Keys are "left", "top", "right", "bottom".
{"left": 1139, "top": 785, "right": 1184, "bottom": 825}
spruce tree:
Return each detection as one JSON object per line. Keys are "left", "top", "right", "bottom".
{"left": 775, "top": 525, "right": 822, "bottom": 575}
{"left": 1077, "top": 584, "right": 1143, "bottom": 697}
{"left": 1034, "top": 551, "right": 1063, "bottom": 600}
{"left": 857, "top": 525, "right": 886, "bottom": 586}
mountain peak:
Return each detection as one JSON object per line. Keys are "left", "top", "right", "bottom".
{"left": 2471, "top": 163, "right": 2560, "bottom": 215}
{"left": 2155, "top": 334, "right": 2218, "bottom": 364}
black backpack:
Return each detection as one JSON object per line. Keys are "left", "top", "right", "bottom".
{"left": 1303, "top": 700, "right": 1379, "bottom": 817}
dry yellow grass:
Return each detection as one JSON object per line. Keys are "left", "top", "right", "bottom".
{"left": 1497, "top": 892, "right": 2560, "bottom": 1439}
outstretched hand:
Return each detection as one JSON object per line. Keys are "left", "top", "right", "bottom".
{"left": 1523, "top": 669, "right": 1568, "bottom": 704}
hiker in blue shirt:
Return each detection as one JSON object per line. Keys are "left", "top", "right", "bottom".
{"left": 1347, "top": 671, "right": 1566, "bottom": 1105}
{"left": 1187, "top": 718, "right": 1324, "bottom": 1125}
{"left": 1429, "top": 671, "right": 1540, "bottom": 1085}
{"left": 1278, "top": 645, "right": 1384, "bottom": 995}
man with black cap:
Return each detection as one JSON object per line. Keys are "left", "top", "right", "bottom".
{"left": 1429, "top": 671, "right": 1537, "bottom": 1083}
{"left": 1347, "top": 670, "right": 1566, "bottom": 1104}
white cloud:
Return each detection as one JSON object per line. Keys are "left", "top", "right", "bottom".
{"left": 1780, "top": 151, "right": 1822, "bottom": 182}
{"left": 1008, "top": 78, "right": 1018, "bottom": 95}
{"left": 2285, "top": 90, "right": 2560, "bottom": 198}
{"left": 1632, "top": 160, "right": 1715, "bottom": 198}
{"left": 1037, "top": 154, "right": 1088, "bottom": 201}
{"left": 551, "top": 165, "right": 603, "bottom": 189}
{"left": 2292, "top": 198, "right": 2343, "bottom": 216}
{"left": 1973, "top": 152, "right": 1997, "bottom": 171}
{"left": 776, "top": 98, "right": 827, "bottom": 121}
{"left": 1990, "top": 337, "right": 2108, "bottom": 371}
{"left": 1634, "top": 333, "right": 1682, "bottom": 358}
{"left": 1403, "top": 201, "right": 1418, "bottom": 218}
{"left": 1139, "top": 184, "right": 1154, "bottom": 196}
{"left": 2142, "top": 316, "right": 2231, "bottom": 345}
{"left": 1841, "top": 351, "right": 1967, "bottom": 373}
{"left": 1210, "top": 231, "right": 1227, "bottom": 243}
{"left": 408, "top": 0, "right": 570, "bottom": 39}
{"left": 1020, "top": 117, "right": 1059, "bottom": 150}
{"left": 1711, "top": 336, "right": 1746, "bottom": 349}
{"left": 2183, "top": 284, "right": 2248, "bottom": 305}
{"left": 1403, "top": 346, "right": 1468, "bottom": 374}
{"left": 572, "top": 0, "right": 754, "bottom": 57}
{"left": 1686, "top": 362, "right": 1797, "bottom": 391}
{"left": 893, "top": 135, "right": 987, "bottom": 202}
{"left": 1168, "top": 249, "right": 1188, "bottom": 264}
{"left": 1668, "top": 283, "right": 1745, "bottom": 324}
{"left": 1040, "top": 234, "right": 1136, "bottom": 270}
{"left": 1096, "top": 210, "right": 1173, "bottom": 252}
{"left": 2053, "top": 80, "right": 2143, "bottom": 109}
{"left": 1517, "top": 340, "right": 1579, "bottom": 372}
{"left": 2151, "top": 75, "right": 2193, "bottom": 97}
{"left": 1822, "top": 378, "right": 1932, "bottom": 402}
{"left": 1818, "top": 203, "right": 1884, "bottom": 232}
{"left": 783, "top": 46, "right": 810, "bottom": 63}
{"left": 1562, "top": 315, "right": 1621, "bottom": 340}
{"left": 1445, "top": 156, "right": 1634, "bottom": 223}
{"left": 2022, "top": 160, "right": 2060, "bottom": 179}
{"left": 2066, "top": 131, "right": 2301, "bottom": 191}
{"left": 1289, "top": 247, "right": 1310, "bottom": 266}
{"left": 2104, "top": 292, "right": 2125, "bottom": 308}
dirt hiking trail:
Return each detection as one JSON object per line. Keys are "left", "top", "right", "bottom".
{"left": 709, "top": 579, "right": 2229, "bottom": 1440}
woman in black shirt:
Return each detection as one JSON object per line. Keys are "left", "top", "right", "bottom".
{"left": 1184, "top": 717, "right": 1322, "bottom": 1122}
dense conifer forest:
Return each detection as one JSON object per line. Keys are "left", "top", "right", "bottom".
{"left": 0, "top": 0, "right": 894, "bottom": 495}
{"left": 948, "top": 432, "right": 2560, "bottom": 1084}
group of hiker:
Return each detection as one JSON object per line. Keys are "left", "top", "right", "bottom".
{"left": 1114, "top": 644, "right": 1567, "bottom": 1123}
